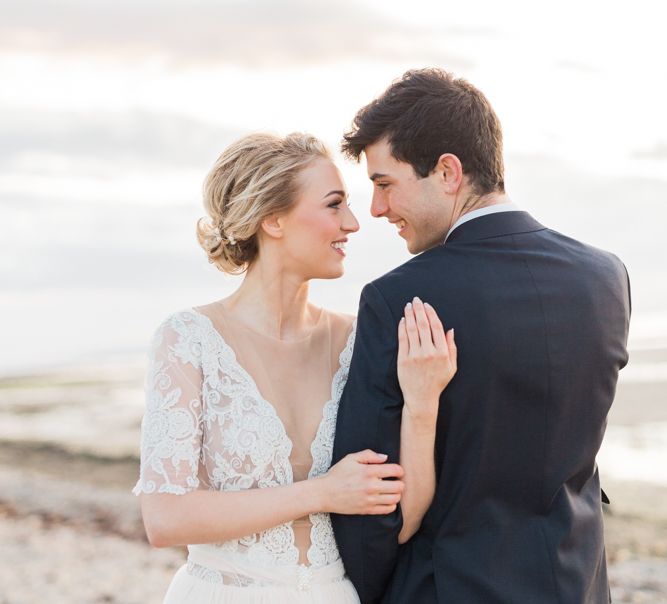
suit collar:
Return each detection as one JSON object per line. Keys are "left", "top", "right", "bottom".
{"left": 444, "top": 202, "right": 521, "bottom": 241}
{"left": 444, "top": 211, "right": 546, "bottom": 244}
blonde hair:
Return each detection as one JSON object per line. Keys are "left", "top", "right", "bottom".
{"left": 197, "top": 132, "right": 331, "bottom": 274}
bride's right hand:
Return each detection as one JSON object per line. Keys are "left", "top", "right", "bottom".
{"left": 317, "top": 450, "right": 404, "bottom": 515}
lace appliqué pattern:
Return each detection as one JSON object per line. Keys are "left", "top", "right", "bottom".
{"left": 133, "top": 315, "right": 204, "bottom": 496}
{"left": 307, "top": 325, "right": 355, "bottom": 566}
{"left": 134, "top": 310, "right": 356, "bottom": 582}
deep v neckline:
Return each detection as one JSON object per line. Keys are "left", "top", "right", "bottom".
{"left": 190, "top": 308, "right": 350, "bottom": 482}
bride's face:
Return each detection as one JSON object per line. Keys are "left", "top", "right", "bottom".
{"left": 278, "top": 158, "right": 359, "bottom": 280}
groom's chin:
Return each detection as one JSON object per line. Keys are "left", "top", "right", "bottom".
{"left": 406, "top": 238, "right": 425, "bottom": 255}
{"left": 407, "top": 233, "right": 444, "bottom": 255}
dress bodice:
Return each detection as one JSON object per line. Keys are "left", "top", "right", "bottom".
{"left": 133, "top": 308, "right": 356, "bottom": 578}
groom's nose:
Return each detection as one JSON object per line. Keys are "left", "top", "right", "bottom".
{"left": 370, "top": 192, "right": 388, "bottom": 217}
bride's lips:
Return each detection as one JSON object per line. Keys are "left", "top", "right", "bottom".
{"left": 331, "top": 238, "right": 347, "bottom": 257}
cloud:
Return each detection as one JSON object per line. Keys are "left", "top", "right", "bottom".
{"left": 0, "top": 0, "right": 474, "bottom": 69}
{"left": 555, "top": 59, "right": 598, "bottom": 74}
{"left": 632, "top": 143, "right": 667, "bottom": 160}
{"left": 0, "top": 194, "right": 207, "bottom": 290}
{"left": 0, "top": 109, "right": 240, "bottom": 170}
{"left": 506, "top": 152, "right": 666, "bottom": 267}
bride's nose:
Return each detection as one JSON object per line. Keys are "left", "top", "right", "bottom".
{"left": 342, "top": 206, "right": 360, "bottom": 233}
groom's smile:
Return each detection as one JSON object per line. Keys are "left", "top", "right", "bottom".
{"left": 389, "top": 218, "right": 408, "bottom": 236}
{"left": 364, "top": 138, "right": 452, "bottom": 254}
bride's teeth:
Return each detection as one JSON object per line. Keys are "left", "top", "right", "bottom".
{"left": 332, "top": 242, "right": 345, "bottom": 250}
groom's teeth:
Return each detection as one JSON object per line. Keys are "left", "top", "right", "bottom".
{"left": 397, "top": 220, "right": 406, "bottom": 230}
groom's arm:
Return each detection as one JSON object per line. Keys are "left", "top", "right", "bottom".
{"left": 332, "top": 282, "right": 404, "bottom": 604}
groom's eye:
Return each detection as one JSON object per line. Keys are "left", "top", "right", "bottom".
{"left": 376, "top": 182, "right": 389, "bottom": 190}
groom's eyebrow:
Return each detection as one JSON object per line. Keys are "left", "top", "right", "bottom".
{"left": 369, "top": 172, "right": 388, "bottom": 181}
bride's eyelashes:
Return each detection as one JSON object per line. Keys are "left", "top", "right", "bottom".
{"left": 328, "top": 199, "right": 351, "bottom": 209}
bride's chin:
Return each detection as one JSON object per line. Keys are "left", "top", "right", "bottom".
{"left": 315, "top": 264, "right": 345, "bottom": 280}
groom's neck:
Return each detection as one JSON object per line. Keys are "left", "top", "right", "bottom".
{"left": 459, "top": 191, "right": 512, "bottom": 217}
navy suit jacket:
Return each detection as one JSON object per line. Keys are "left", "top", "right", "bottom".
{"left": 331, "top": 211, "right": 630, "bottom": 604}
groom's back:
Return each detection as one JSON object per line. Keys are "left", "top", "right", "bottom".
{"left": 377, "top": 212, "right": 630, "bottom": 604}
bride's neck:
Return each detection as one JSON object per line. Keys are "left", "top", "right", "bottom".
{"left": 224, "top": 258, "right": 314, "bottom": 340}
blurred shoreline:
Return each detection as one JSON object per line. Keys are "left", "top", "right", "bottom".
{"left": 0, "top": 349, "right": 666, "bottom": 603}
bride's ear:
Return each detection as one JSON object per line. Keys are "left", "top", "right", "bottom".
{"left": 260, "top": 213, "right": 285, "bottom": 240}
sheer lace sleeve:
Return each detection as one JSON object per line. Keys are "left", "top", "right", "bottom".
{"left": 133, "top": 313, "right": 204, "bottom": 495}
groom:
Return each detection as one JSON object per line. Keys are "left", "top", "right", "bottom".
{"left": 331, "top": 69, "right": 631, "bottom": 603}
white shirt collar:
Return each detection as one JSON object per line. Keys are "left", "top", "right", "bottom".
{"left": 444, "top": 202, "right": 521, "bottom": 243}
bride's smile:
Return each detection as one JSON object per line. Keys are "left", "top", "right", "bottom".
{"left": 271, "top": 157, "right": 359, "bottom": 281}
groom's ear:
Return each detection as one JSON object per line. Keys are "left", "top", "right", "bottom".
{"left": 260, "top": 213, "right": 285, "bottom": 239}
{"left": 436, "top": 153, "right": 464, "bottom": 194}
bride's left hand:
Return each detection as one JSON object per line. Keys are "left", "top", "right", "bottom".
{"left": 397, "top": 296, "right": 457, "bottom": 422}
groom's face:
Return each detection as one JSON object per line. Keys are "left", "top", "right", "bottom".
{"left": 364, "top": 139, "right": 451, "bottom": 254}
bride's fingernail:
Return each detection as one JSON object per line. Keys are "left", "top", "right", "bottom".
{"left": 414, "top": 296, "right": 421, "bottom": 304}
{"left": 406, "top": 302, "right": 412, "bottom": 310}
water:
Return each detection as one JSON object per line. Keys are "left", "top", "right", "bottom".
{"left": 599, "top": 423, "right": 667, "bottom": 487}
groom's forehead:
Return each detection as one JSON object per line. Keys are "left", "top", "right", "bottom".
{"left": 364, "top": 143, "right": 403, "bottom": 178}
{"left": 364, "top": 138, "right": 393, "bottom": 161}
{"left": 365, "top": 151, "right": 414, "bottom": 181}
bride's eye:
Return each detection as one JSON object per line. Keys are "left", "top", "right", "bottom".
{"left": 328, "top": 200, "right": 343, "bottom": 209}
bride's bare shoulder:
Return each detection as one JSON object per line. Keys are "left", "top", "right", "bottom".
{"left": 321, "top": 308, "right": 356, "bottom": 338}
{"left": 191, "top": 300, "right": 221, "bottom": 317}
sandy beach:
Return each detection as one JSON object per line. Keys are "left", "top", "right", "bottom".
{"left": 0, "top": 355, "right": 666, "bottom": 603}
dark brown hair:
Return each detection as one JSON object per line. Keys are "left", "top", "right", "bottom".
{"left": 342, "top": 68, "right": 505, "bottom": 195}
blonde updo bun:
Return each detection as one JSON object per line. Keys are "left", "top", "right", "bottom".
{"left": 197, "top": 132, "right": 331, "bottom": 274}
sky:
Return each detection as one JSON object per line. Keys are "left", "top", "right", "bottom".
{"left": 1, "top": 0, "right": 666, "bottom": 373}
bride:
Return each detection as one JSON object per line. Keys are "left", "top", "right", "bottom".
{"left": 133, "top": 132, "right": 457, "bottom": 603}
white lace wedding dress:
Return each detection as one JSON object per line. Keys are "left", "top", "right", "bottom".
{"left": 133, "top": 306, "right": 360, "bottom": 603}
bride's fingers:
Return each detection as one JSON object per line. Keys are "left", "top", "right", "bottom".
{"left": 446, "top": 328, "right": 457, "bottom": 369}
{"left": 424, "top": 302, "right": 447, "bottom": 350}
{"left": 398, "top": 316, "right": 409, "bottom": 359}
{"left": 371, "top": 504, "right": 398, "bottom": 515}
{"left": 413, "top": 298, "right": 434, "bottom": 351}
{"left": 404, "top": 301, "right": 421, "bottom": 350}
{"left": 373, "top": 493, "right": 402, "bottom": 505}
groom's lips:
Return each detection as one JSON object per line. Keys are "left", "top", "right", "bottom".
{"left": 389, "top": 219, "right": 408, "bottom": 237}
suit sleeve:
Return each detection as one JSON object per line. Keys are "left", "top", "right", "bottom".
{"left": 618, "top": 259, "right": 632, "bottom": 370}
{"left": 624, "top": 262, "right": 632, "bottom": 318}
{"left": 331, "top": 282, "right": 404, "bottom": 604}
